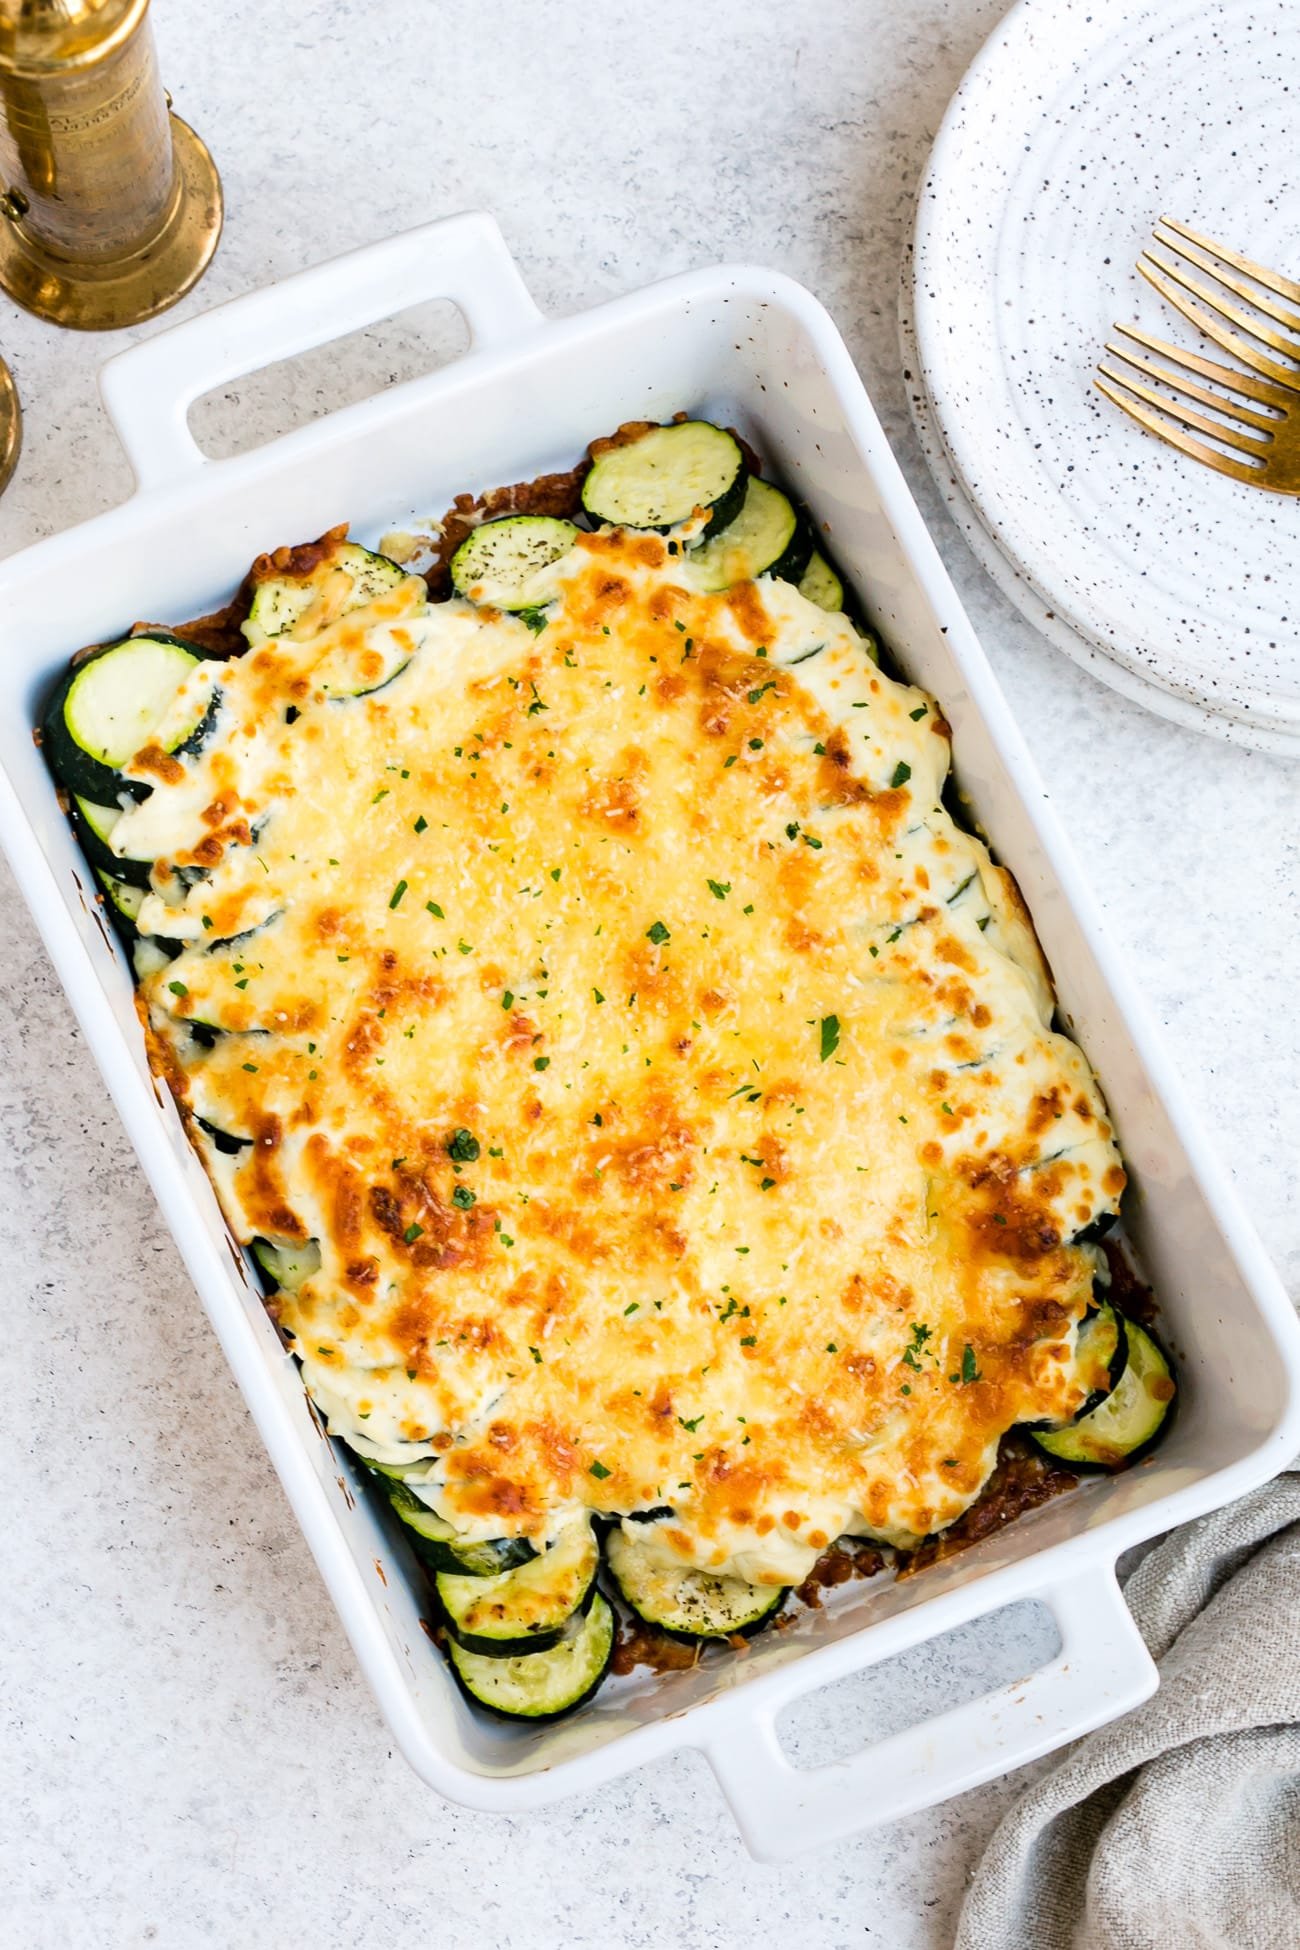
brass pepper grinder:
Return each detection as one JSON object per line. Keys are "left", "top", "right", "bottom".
{"left": 0, "top": 0, "right": 222, "bottom": 331}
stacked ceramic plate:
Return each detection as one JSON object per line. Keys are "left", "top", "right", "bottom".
{"left": 903, "top": 0, "right": 1300, "bottom": 755}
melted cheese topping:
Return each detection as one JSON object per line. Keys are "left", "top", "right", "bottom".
{"left": 117, "top": 529, "right": 1124, "bottom": 1585}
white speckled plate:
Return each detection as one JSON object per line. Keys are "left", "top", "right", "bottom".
{"left": 906, "top": 0, "right": 1300, "bottom": 754}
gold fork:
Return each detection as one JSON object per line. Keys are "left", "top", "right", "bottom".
{"left": 1095, "top": 217, "right": 1300, "bottom": 493}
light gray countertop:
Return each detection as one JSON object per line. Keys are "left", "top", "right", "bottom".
{"left": 2, "top": 3, "right": 1296, "bottom": 1945}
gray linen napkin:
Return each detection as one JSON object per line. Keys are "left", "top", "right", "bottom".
{"left": 955, "top": 1468, "right": 1300, "bottom": 1950}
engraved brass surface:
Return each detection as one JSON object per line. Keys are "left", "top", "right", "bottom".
{"left": 0, "top": 352, "right": 19, "bottom": 493}
{"left": 0, "top": 0, "right": 221, "bottom": 328}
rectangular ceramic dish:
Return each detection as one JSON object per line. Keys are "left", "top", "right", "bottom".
{"left": 3, "top": 212, "right": 1297, "bottom": 1861}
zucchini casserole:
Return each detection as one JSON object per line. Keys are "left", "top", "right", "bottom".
{"left": 42, "top": 418, "right": 1175, "bottom": 1720}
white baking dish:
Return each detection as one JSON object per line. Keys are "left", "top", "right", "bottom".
{"left": 3, "top": 212, "right": 1297, "bottom": 1861}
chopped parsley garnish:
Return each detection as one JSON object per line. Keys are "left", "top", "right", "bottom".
{"left": 451, "top": 1185, "right": 476, "bottom": 1209}
{"left": 529, "top": 1346, "right": 542, "bottom": 1363}
{"left": 426, "top": 899, "right": 444, "bottom": 918}
{"left": 961, "top": 1344, "right": 982, "bottom": 1384}
{"left": 706, "top": 879, "right": 731, "bottom": 900}
{"left": 413, "top": 814, "right": 428, "bottom": 834}
{"left": 646, "top": 919, "right": 671, "bottom": 945}
{"left": 819, "top": 1014, "right": 841, "bottom": 1062}
{"left": 389, "top": 880, "right": 408, "bottom": 909}
{"left": 588, "top": 1459, "right": 611, "bottom": 1480}
{"left": 533, "top": 1055, "right": 550, "bottom": 1071}
{"left": 747, "top": 681, "right": 775, "bottom": 705}
{"left": 502, "top": 990, "right": 514, "bottom": 1009}
{"left": 403, "top": 1222, "right": 424, "bottom": 1244}
{"left": 890, "top": 761, "right": 912, "bottom": 788}
{"left": 678, "top": 1415, "right": 704, "bottom": 1433}
{"left": 909, "top": 704, "right": 928, "bottom": 721}
{"left": 167, "top": 979, "right": 187, "bottom": 997}
{"left": 447, "top": 1128, "right": 480, "bottom": 1162}
{"left": 550, "top": 867, "right": 561, "bottom": 882}
{"left": 518, "top": 606, "right": 549, "bottom": 635}
{"left": 592, "top": 987, "right": 605, "bottom": 1004}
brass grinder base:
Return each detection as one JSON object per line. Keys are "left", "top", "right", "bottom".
{"left": 0, "top": 356, "right": 20, "bottom": 493}
{"left": 0, "top": 114, "right": 222, "bottom": 331}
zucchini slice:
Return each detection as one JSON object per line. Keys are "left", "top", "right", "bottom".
{"left": 688, "top": 476, "right": 813, "bottom": 594}
{"left": 382, "top": 1476, "right": 538, "bottom": 1577}
{"left": 450, "top": 515, "right": 579, "bottom": 611}
{"left": 251, "top": 1236, "right": 321, "bottom": 1292}
{"left": 448, "top": 1591, "right": 615, "bottom": 1722}
{"left": 437, "top": 1515, "right": 598, "bottom": 1656}
{"left": 1023, "top": 1300, "right": 1129, "bottom": 1432}
{"left": 604, "top": 1524, "right": 788, "bottom": 1640}
{"left": 96, "top": 871, "right": 146, "bottom": 930}
{"left": 247, "top": 541, "right": 406, "bottom": 640}
{"left": 798, "top": 551, "right": 845, "bottom": 612}
{"left": 582, "top": 420, "right": 747, "bottom": 535}
{"left": 73, "top": 796, "right": 156, "bottom": 888}
{"left": 1031, "top": 1318, "right": 1175, "bottom": 1469}
{"left": 43, "top": 633, "right": 212, "bottom": 804}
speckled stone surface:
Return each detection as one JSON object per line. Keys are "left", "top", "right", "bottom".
{"left": 1, "top": 3, "right": 1295, "bottom": 1945}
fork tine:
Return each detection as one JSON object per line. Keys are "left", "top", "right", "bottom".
{"left": 1102, "top": 337, "right": 1280, "bottom": 435}
{"left": 1158, "top": 216, "right": 1300, "bottom": 310}
{"left": 1112, "top": 323, "right": 1290, "bottom": 410}
{"left": 1140, "top": 248, "right": 1299, "bottom": 357}
{"left": 1094, "top": 373, "right": 1268, "bottom": 486}
{"left": 1153, "top": 220, "right": 1300, "bottom": 336}
{"left": 1137, "top": 257, "right": 1300, "bottom": 391}
{"left": 1096, "top": 361, "right": 1270, "bottom": 456}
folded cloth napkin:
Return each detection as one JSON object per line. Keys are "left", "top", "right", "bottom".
{"left": 955, "top": 1468, "right": 1300, "bottom": 1950}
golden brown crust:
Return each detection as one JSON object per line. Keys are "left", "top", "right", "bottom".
{"left": 898, "top": 1437, "right": 1077, "bottom": 1576}
{"left": 116, "top": 473, "right": 1124, "bottom": 1581}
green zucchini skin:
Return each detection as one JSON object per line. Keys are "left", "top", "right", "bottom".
{"left": 1021, "top": 1299, "right": 1129, "bottom": 1432}
{"left": 42, "top": 631, "right": 216, "bottom": 805}
{"left": 1030, "top": 1317, "right": 1176, "bottom": 1470}
{"left": 436, "top": 1517, "right": 599, "bottom": 1657}
{"left": 72, "top": 797, "right": 155, "bottom": 888}
{"left": 688, "top": 476, "right": 813, "bottom": 594}
{"left": 193, "top": 1113, "right": 252, "bottom": 1157}
{"left": 447, "top": 1593, "right": 616, "bottom": 1721}
{"left": 582, "top": 421, "right": 748, "bottom": 535}
{"left": 379, "top": 1474, "right": 538, "bottom": 1577}
{"left": 604, "top": 1524, "right": 788, "bottom": 1640}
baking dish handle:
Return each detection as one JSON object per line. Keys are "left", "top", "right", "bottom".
{"left": 701, "top": 1564, "right": 1156, "bottom": 1862}
{"left": 98, "top": 211, "right": 543, "bottom": 491}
